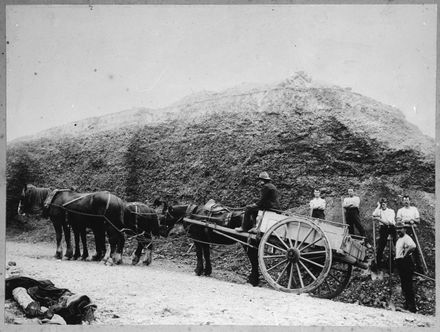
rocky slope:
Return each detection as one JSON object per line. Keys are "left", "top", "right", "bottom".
{"left": 7, "top": 72, "right": 435, "bottom": 275}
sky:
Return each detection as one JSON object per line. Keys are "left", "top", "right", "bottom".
{"left": 6, "top": 4, "right": 437, "bottom": 141}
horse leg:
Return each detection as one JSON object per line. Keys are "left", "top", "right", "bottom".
{"left": 112, "top": 233, "right": 124, "bottom": 265}
{"left": 53, "top": 221, "right": 63, "bottom": 260}
{"left": 203, "top": 244, "right": 212, "bottom": 276}
{"left": 62, "top": 221, "right": 73, "bottom": 260}
{"left": 80, "top": 226, "right": 89, "bottom": 260}
{"left": 72, "top": 224, "right": 81, "bottom": 260}
{"left": 142, "top": 240, "right": 153, "bottom": 266}
{"left": 244, "top": 245, "right": 260, "bottom": 286}
{"left": 132, "top": 242, "right": 143, "bottom": 265}
{"left": 194, "top": 241, "right": 204, "bottom": 276}
{"left": 91, "top": 223, "right": 106, "bottom": 261}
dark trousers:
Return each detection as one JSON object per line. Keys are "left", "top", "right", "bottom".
{"left": 345, "top": 208, "right": 365, "bottom": 236}
{"left": 395, "top": 256, "right": 416, "bottom": 312}
{"left": 312, "top": 209, "right": 325, "bottom": 219}
{"left": 242, "top": 204, "right": 260, "bottom": 231}
{"left": 376, "top": 225, "right": 397, "bottom": 268}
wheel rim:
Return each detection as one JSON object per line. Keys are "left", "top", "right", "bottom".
{"left": 258, "top": 218, "right": 332, "bottom": 293}
{"left": 311, "top": 258, "right": 352, "bottom": 299}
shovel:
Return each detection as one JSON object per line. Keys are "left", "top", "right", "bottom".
{"left": 386, "top": 235, "right": 396, "bottom": 311}
{"left": 370, "top": 219, "right": 381, "bottom": 279}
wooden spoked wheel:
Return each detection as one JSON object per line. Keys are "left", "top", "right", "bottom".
{"left": 310, "top": 257, "right": 352, "bottom": 299}
{"left": 258, "top": 218, "right": 332, "bottom": 294}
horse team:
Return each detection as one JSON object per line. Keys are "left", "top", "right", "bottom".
{"left": 17, "top": 184, "right": 262, "bottom": 285}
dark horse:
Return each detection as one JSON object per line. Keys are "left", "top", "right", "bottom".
{"left": 156, "top": 199, "right": 261, "bottom": 286}
{"left": 18, "top": 184, "right": 126, "bottom": 264}
{"left": 124, "top": 202, "right": 162, "bottom": 265}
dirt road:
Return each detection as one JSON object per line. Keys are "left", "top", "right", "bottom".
{"left": 4, "top": 240, "right": 435, "bottom": 326}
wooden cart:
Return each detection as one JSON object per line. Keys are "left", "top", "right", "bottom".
{"left": 183, "top": 209, "right": 368, "bottom": 299}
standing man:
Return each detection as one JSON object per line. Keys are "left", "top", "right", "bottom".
{"left": 372, "top": 198, "right": 396, "bottom": 269}
{"left": 394, "top": 222, "right": 417, "bottom": 313}
{"left": 309, "top": 189, "right": 326, "bottom": 219}
{"left": 343, "top": 188, "right": 365, "bottom": 237}
{"left": 235, "top": 171, "right": 280, "bottom": 233}
{"left": 396, "top": 195, "right": 423, "bottom": 273}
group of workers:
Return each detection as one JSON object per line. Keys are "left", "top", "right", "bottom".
{"left": 235, "top": 171, "right": 423, "bottom": 313}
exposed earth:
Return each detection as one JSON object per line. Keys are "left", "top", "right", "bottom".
{"left": 4, "top": 240, "right": 435, "bottom": 327}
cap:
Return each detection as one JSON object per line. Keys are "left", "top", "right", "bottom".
{"left": 258, "top": 172, "right": 271, "bottom": 181}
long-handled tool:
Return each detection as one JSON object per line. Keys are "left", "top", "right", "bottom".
{"left": 410, "top": 224, "right": 428, "bottom": 274}
{"left": 387, "top": 235, "right": 396, "bottom": 310}
{"left": 370, "top": 218, "right": 380, "bottom": 279}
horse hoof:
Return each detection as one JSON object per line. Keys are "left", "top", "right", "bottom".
{"left": 204, "top": 269, "right": 212, "bottom": 276}
{"left": 55, "top": 253, "right": 62, "bottom": 260}
{"left": 81, "top": 256, "right": 88, "bottom": 261}
{"left": 195, "top": 268, "right": 203, "bottom": 276}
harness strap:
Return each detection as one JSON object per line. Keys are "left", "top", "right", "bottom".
{"left": 134, "top": 204, "right": 139, "bottom": 232}
{"left": 62, "top": 193, "right": 94, "bottom": 207}
{"left": 104, "top": 192, "right": 111, "bottom": 216}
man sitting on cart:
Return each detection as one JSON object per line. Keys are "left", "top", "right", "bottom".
{"left": 235, "top": 171, "right": 280, "bottom": 233}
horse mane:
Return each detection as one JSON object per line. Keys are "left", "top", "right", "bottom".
{"left": 26, "top": 185, "right": 51, "bottom": 213}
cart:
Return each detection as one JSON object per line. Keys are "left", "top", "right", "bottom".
{"left": 183, "top": 209, "right": 369, "bottom": 299}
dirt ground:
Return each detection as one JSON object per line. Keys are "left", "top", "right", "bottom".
{"left": 4, "top": 240, "right": 435, "bottom": 327}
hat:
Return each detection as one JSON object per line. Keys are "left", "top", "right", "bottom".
{"left": 379, "top": 198, "right": 388, "bottom": 203}
{"left": 258, "top": 172, "right": 271, "bottom": 181}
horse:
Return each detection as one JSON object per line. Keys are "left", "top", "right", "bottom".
{"left": 18, "top": 184, "right": 126, "bottom": 264}
{"left": 155, "top": 199, "right": 261, "bottom": 286}
{"left": 123, "top": 202, "right": 162, "bottom": 265}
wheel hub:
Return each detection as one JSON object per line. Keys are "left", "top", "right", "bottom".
{"left": 286, "top": 248, "right": 300, "bottom": 263}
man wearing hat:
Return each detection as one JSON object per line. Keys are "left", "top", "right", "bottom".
{"left": 395, "top": 221, "right": 417, "bottom": 313}
{"left": 372, "top": 197, "right": 397, "bottom": 269}
{"left": 235, "top": 171, "right": 280, "bottom": 232}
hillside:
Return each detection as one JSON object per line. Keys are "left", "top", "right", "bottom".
{"left": 7, "top": 72, "right": 435, "bottom": 267}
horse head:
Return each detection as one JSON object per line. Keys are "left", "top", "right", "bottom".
{"left": 155, "top": 200, "right": 189, "bottom": 237}
{"left": 17, "top": 184, "right": 35, "bottom": 216}
{"left": 18, "top": 184, "right": 51, "bottom": 217}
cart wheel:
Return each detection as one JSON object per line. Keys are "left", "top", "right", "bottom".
{"left": 258, "top": 218, "right": 332, "bottom": 294}
{"left": 310, "top": 257, "right": 352, "bottom": 299}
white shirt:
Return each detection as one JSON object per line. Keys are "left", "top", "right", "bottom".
{"left": 396, "top": 206, "right": 420, "bottom": 223}
{"left": 343, "top": 196, "right": 360, "bottom": 208}
{"left": 309, "top": 198, "right": 326, "bottom": 210}
{"left": 372, "top": 207, "right": 395, "bottom": 226}
{"left": 395, "top": 234, "right": 416, "bottom": 259}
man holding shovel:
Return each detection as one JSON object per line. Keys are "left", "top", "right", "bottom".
{"left": 396, "top": 195, "right": 426, "bottom": 274}
{"left": 394, "top": 221, "right": 417, "bottom": 313}
{"left": 372, "top": 198, "right": 397, "bottom": 270}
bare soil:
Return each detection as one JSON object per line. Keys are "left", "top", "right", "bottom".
{"left": 4, "top": 240, "right": 435, "bottom": 327}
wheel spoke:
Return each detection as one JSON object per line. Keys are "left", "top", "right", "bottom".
{"left": 263, "top": 254, "right": 285, "bottom": 259}
{"left": 301, "top": 250, "right": 327, "bottom": 256}
{"left": 274, "top": 231, "right": 290, "bottom": 250}
{"left": 299, "top": 236, "right": 323, "bottom": 252}
{"left": 297, "top": 227, "right": 314, "bottom": 250}
{"left": 327, "top": 272, "right": 342, "bottom": 283}
{"left": 267, "top": 259, "right": 288, "bottom": 272}
{"left": 285, "top": 224, "right": 294, "bottom": 249}
{"left": 300, "top": 256, "right": 325, "bottom": 269}
{"left": 276, "top": 261, "right": 290, "bottom": 283}
{"left": 287, "top": 263, "right": 293, "bottom": 289}
{"left": 294, "top": 221, "right": 302, "bottom": 248}
{"left": 264, "top": 241, "right": 287, "bottom": 253}
{"left": 295, "top": 263, "right": 305, "bottom": 288}
{"left": 324, "top": 279, "right": 331, "bottom": 291}
{"left": 299, "top": 260, "right": 317, "bottom": 281}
